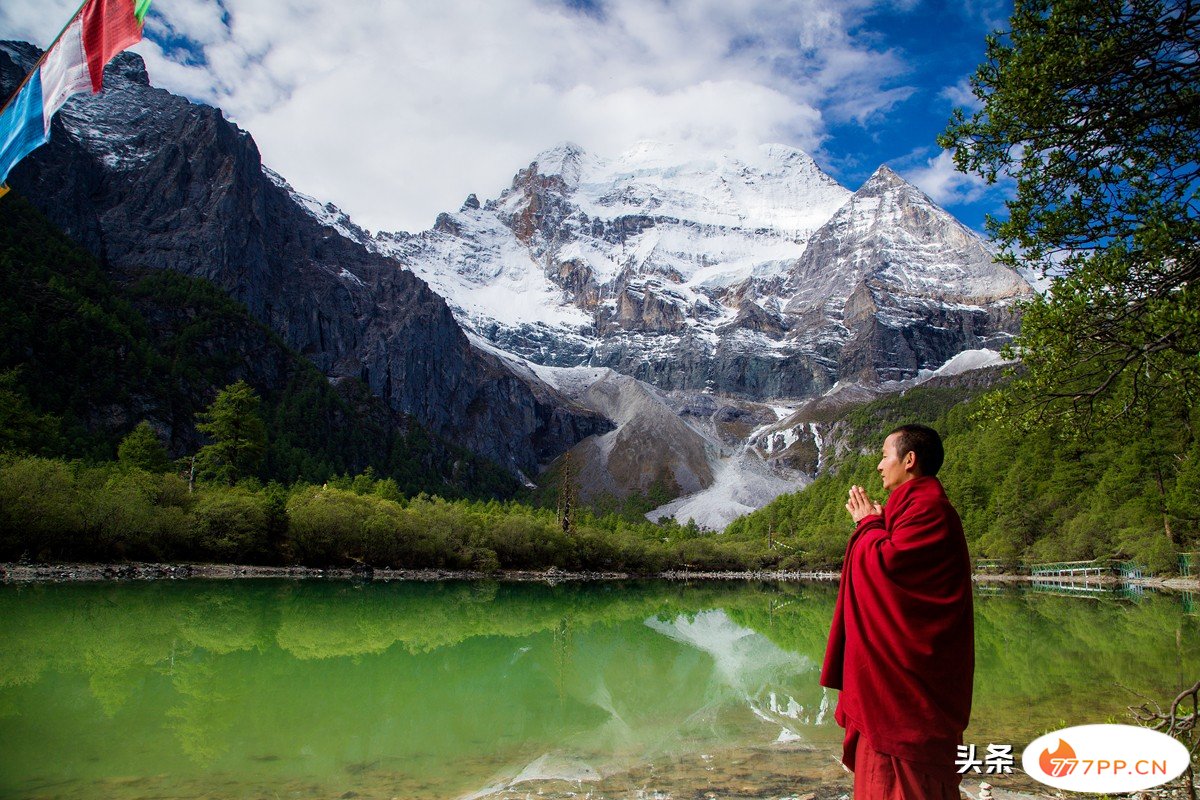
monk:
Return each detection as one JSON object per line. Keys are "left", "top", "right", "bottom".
{"left": 819, "top": 424, "right": 974, "bottom": 800}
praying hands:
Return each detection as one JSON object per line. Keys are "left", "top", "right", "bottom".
{"left": 846, "top": 484, "right": 882, "bottom": 523}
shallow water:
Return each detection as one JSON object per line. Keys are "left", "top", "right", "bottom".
{"left": 0, "top": 580, "right": 1196, "bottom": 799}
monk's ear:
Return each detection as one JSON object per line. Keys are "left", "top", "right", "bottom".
{"left": 903, "top": 450, "right": 918, "bottom": 472}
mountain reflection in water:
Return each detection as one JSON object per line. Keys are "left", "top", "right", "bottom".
{"left": 0, "top": 580, "right": 1196, "bottom": 799}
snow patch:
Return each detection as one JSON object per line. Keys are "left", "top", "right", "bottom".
{"left": 925, "top": 348, "right": 1010, "bottom": 377}
{"left": 1018, "top": 265, "right": 1054, "bottom": 295}
{"left": 646, "top": 450, "right": 804, "bottom": 530}
{"left": 527, "top": 362, "right": 612, "bottom": 398}
{"left": 263, "top": 166, "right": 371, "bottom": 245}
{"left": 337, "top": 268, "right": 365, "bottom": 287}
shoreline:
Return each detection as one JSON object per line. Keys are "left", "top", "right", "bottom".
{"left": 2, "top": 562, "right": 1198, "bottom": 590}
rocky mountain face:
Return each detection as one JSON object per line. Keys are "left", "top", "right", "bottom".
{"left": 371, "top": 141, "right": 1032, "bottom": 400}
{"left": 0, "top": 42, "right": 609, "bottom": 477}
{"left": 0, "top": 190, "right": 520, "bottom": 495}
{"left": 2, "top": 37, "right": 1033, "bottom": 525}
{"left": 357, "top": 140, "right": 1032, "bottom": 526}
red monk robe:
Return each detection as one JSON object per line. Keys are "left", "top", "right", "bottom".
{"left": 819, "top": 474, "right": 974, "bottom": 793}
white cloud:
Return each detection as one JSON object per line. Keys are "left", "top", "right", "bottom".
{"left": 902, "top": 149, "right": 994, "bottom": 206}
{"left": 939, "top": 76, "right": 982, "bottom": 111}
{"left": 953, "top": 0, "right": 1012, "bottom": 32}
{"left": 4, "top": 0, "right": 915, "bottom": 233}
{"left": 0, "top": 0, "right": 73, "bottom": 44}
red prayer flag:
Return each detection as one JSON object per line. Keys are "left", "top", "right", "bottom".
{"left": 82, "top": 0, "right": 145, "bottom": 93}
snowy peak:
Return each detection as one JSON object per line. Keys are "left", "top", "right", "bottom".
{"left": 527, "top": 141, "right": 589, "bottom": 188}
{"left": 586, "top": 140, "right": 850, "bottom": 233}
{"left": 370, "top": 141, "right": 1030, "bottom": 400}
{"left": 782, "top": 157, "right": 1031, "bottom": 317}
{"left": 859, "top": 163, "right": 911, "bottom": 193}
{"left": 836, "top": 163, "right": 947, "bottom": 233}
{"left": 495, "top": 140, "right": 851, "bottom": 234}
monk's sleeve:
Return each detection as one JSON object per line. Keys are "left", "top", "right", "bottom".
{"left": 858, "top": 498, "right": 963, "bottom": 590}
{"left": 855, "top": 513, "right": 884, "bottom": 536}
{"left": 820, "top": 514, "right": 884, "bottom": 690}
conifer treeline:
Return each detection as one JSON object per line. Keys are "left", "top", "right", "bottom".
{"left": 3, "top": 379, "right": 1197, "bottom": 573}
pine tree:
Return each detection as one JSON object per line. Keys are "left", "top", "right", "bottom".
{"left": 117, "top": 421, "right": 171, "bottom": 473}
{"left": 195, "top": 380, "right": 267, "bottom": 485}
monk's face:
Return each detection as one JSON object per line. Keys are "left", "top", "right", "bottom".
{"left": 878, "top": 432, "right": 916, "bottom": 491}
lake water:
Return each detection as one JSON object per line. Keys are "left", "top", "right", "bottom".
{"left": 0, "top": 580, "right": 1196, "bottom": 799}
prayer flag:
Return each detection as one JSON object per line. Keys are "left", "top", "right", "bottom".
{"left": 82, "top": 0, "right": 148, "bottom": 93}
{"left": 0, "top": 0, "right": 152, "bottom": 189}
{"left": 0, "top": 77, "right": 48, "bottom": 188}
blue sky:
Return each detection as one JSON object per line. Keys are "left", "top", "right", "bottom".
{"left": 1, "top": 0, "right": 1014, "bottom": 234}
{"left": 821, "top": 0, "right": 1012, "bottom": 230}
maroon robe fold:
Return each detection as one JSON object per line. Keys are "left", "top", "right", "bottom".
{"left": 819, "top": 475, "right": 974, "bottom": 781}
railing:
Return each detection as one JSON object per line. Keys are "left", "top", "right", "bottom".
{"left": 1116, "top": 560, "right": 1144, "bottom": 580}
{"left": 1029, "top": 559, "right": 1111, "bottom": 578}
{"left": 1026, "top": 558, "right": 1146, "bottom": 599}
{"left": 1030, "top": 581, "right": 1114, "bottom": 598}
{"left": 978, "top": 554, "right": 1200, "bottom": 581}
{"left": 973, "top": 558, "right": 1029, "bottom": 574}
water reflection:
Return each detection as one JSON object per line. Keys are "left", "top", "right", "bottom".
{"left": 0, "top": 580, "right": 1196, "bottom": 800}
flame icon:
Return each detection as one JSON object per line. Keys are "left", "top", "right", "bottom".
{"left": 1039, "top": 739, "right": 1078, "bottom": 777}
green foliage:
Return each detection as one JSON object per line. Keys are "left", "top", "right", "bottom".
{"left": 0, "top": 457, "right": 194, "bottom": 562}
{"left": 0, "top": 369, "right": 63, "bottom": 456}
{"left": 0, "top": 456, "right": 86, "bottom": 560}
{"left": 194, "top": 381, "right": 267, "bottom": 485}
{"left": 0, "top": 453, "right": 761, "bottom": 572}
{"left": 940, "top": 0, "right": 1200, "bottom": 432}
{"left": 191, "top": 489, "right": 271, "bottom": 563}
{"left": 0, "top": 195, "right": 163, "bottom": 459}
{"left": 117, "top": 421, "right": 172, "bottom": 474}
{"left": 1, "top": 368, "right": 1195, "bottom": 574}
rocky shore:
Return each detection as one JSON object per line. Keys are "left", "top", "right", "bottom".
{"left": 0, "top": 562, "right": 631, "bottom": 583}
{"left": 2, "top": 562, "right": 1197, "bottom": 589}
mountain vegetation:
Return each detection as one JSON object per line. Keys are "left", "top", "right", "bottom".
{"left": 0, "top": 190, "right": 517, "bottom": 499}
{"left": 3, "top": 371, "right": 1196, "bottom": 573}
{"left": 725, "top": 383, "right": 1200, "bottom": 574}
{"left": 1, "top": 183, "right": 1195, "bottom": 574}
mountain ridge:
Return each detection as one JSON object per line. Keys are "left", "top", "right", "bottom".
{"left": 0, "top": 41, "right": 610, "bottom": 478}
{"left": 2, "top": 38, "right": 1033, "bottom": 525}
{"left": 358, "top": 138, "right": 1031, "bottom": 401}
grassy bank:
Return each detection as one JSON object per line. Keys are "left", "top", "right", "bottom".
{"left": 0, "top": 456, "right": 776, "bottom": 573}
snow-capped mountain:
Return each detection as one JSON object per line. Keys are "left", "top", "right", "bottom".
{"left": 366, "top": 140, "right": 1031, "bottom": 400}
{"left": 1, "top": 38, "right": 1033, "bottom": 526}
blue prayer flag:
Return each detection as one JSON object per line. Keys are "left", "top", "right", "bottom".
{"left": 0, "top": 74, "right": 48, "bottom": 185}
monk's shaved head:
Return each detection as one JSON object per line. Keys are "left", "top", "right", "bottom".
{"left": 886, "top": 424, "right": 944, "bottom": 477}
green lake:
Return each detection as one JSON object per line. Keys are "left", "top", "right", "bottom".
{"left": 0, "top": 580, "right": 1197, "bottom": 799}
